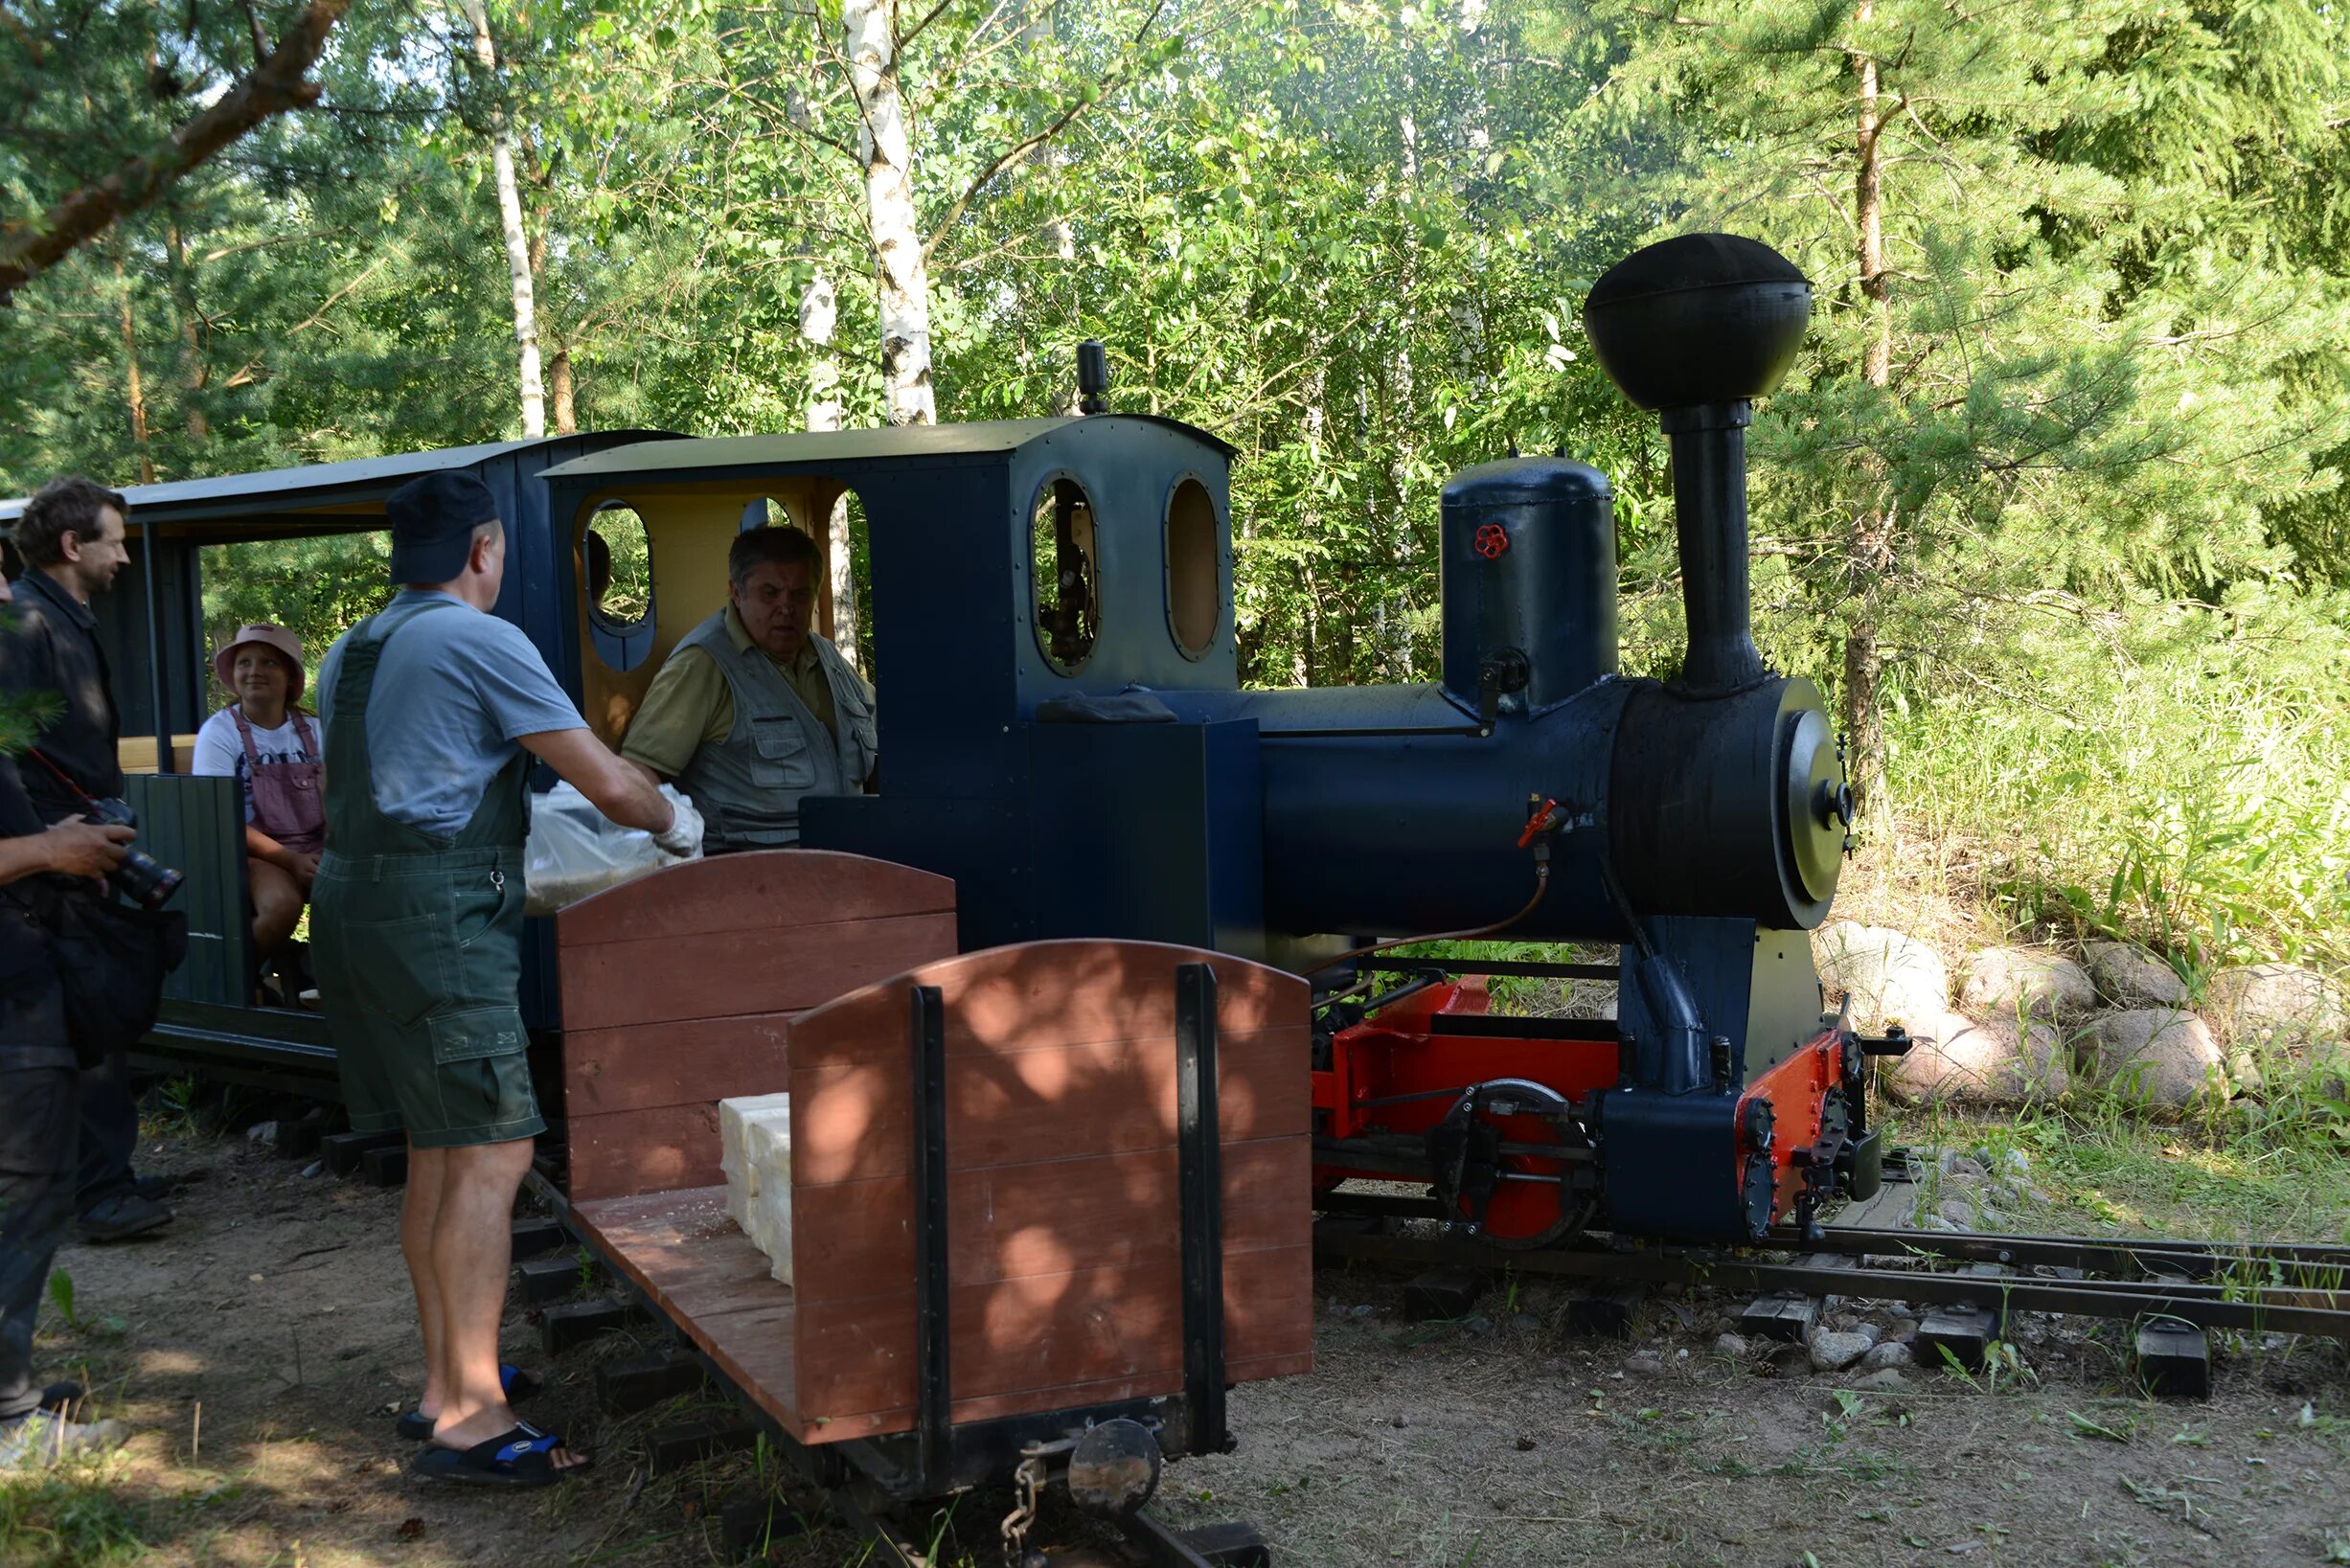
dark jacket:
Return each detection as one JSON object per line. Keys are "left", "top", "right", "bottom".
{"left": 0, "top": 756, "right": 70, "bottom": 1068}
{"left": 0, "top": 567, "right": 122, "bottom": 823}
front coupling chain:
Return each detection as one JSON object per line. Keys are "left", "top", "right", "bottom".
{"left": 1000, "top": 1452, "right": 1049, "bottom": 1568}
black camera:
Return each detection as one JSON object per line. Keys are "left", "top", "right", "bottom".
{"left": 83, "top": 798, "right": 184, "bottom": 910}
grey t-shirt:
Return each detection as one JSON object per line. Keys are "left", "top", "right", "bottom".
{"left": 317, "top": 591, "right": 584, "bottom": 838}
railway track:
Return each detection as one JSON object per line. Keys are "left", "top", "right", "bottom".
{"left": 1312, "top": 1184, "right": 2350, "bottom": 1388}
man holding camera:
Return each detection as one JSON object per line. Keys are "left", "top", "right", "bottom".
{"left": 0, "top": 560, "right": 137, "bottom": 1465}
{"left": 0, "top": 477, "right": 171, "bottom": 1242}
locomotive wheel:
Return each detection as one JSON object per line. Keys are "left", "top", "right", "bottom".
{"left": 1424, "top": 1079, "right": 1594, "bottom": 1251}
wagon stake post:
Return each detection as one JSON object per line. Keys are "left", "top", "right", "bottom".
{"left": 910, "top": 984, "right": 951, "bottom": 1497}
{"left": 1175, "top": 962, "right": 1230, "bottom": 1457}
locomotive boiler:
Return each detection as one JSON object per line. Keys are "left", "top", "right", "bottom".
{"left": 1170, "top": 232, "right": 1881, "bottom": 1248}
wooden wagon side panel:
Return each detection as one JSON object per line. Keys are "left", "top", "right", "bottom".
{"left": 555, "top": 850, "right": 956, "bottom": 1201}
{"left": 787, "top": 941, "right": 1313, "bottom": 1442}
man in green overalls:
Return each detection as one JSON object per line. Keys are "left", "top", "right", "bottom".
{"left": 312, "top": 472, "right": 698, "bottom": 1488}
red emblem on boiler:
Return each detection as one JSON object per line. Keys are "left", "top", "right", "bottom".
{"left": 1473, "top": 523, "right": 1510, "bottom": 559}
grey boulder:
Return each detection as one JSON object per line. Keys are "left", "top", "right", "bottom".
{"left": 1808, "top": 1327, "right": 1877, "bottom": 1372}
{"left": 2086, "top": 1009, "right": 2226, "bottom": 1111}
{"left": 2084, "top": 942, "right": 2188, "bottom": 1009}
{"left": 1815, "top": 922, "right": 1949, "bottom": 1030}
{"left": 1958, "top": 946, "right": 2097, "bottom": 1023}
{"left": 2205, "top": 964, "right": 2347, "bottom": 1053}
{"left": 1882, "top": 1010, "right": 2070, "bottom": 1107}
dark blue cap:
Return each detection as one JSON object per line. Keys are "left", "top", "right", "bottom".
{"left": 386, "top": 471, "right": 500, "bottom": 584}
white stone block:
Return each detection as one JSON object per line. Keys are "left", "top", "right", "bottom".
{"left": 719, "top": 1093, "right": 793, "bottom": 1286}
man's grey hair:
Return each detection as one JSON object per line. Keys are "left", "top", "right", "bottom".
{"left": 728, "top": 525, "right": 819, "bottom": 590}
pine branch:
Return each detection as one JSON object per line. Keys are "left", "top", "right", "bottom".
{"left": 0, "top": 0, "right": 351, "bottom": 305}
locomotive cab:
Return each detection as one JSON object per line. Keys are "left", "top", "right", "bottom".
{"left": 539, "top": 415, "right": 1264, "bottom": 952}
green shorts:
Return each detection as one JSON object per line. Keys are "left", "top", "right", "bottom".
{"left": 311, "top": 849, "right": 546, "bottom": 1149}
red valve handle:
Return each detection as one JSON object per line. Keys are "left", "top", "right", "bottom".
{"left": 1517, "top": 798, "right": 1560, "bottom": 848}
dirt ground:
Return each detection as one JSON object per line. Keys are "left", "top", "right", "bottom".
{"left": 8, "top": 1128, "right": 2348, "bottom": 1568}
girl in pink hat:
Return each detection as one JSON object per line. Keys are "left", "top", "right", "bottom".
{"left": 193, "top": 623, "right": 326, "bottom": 968}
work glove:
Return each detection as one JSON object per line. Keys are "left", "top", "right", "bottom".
{"left": 652, "top": 795, "right": 704, "bottom": 859}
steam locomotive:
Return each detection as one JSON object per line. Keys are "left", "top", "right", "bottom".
{"left": 10, "top": 232, "right": 1881, "bottom": 1250}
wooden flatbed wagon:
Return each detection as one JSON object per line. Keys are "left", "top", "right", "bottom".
{"left": 542, "top": 851, "right": 1313, "bottom": 1562}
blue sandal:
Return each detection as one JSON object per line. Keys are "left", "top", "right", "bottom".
{"left": 410, "top": 1421, "right": 589, "bottom": 1488}
{"left": 393, "top": 1364, "right": 539, "bottom": 1442}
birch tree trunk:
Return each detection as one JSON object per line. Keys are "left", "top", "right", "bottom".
{"left": 1384, "top": 109, "right": 1420, "bottom": 682}
{"left": 1297, "top": 368, "right": 1326, "bottom": 685}
{"left": 461, "top": 0, "right": 545, "bottom": 439}
{"left": 801, "top": 267, "right": 860, "bottom": 668}
{"left": 842, "top": 0, "right": 936, "bottom": 424}
{"left": 1844, "top": 0, "right": 1895, "bottom": 836}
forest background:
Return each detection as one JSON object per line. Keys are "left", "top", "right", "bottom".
{"left": 2, "top": 0, "right": 2346, "bottom": 985}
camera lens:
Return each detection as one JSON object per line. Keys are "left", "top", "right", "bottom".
{"left": 83, "top": 798, "right": 182, "bottom": 909}
{"left": 110, "top": 849, "right": 183, "bottom": 910}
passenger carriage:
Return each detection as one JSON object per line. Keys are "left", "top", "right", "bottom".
{"left": 2, "top": 433, "right": 678, "bottom": 1090}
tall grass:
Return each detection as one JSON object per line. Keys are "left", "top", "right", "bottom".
{"left": 1882, "top": 583, "right": 2350, "bottom": 980}
{"left": 0, "top": 1466, "right": 148, "bottom": 1568}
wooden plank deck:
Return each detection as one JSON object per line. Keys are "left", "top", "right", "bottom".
{"left": 570, "top": 1186, "right": 802, "bottom": 1437}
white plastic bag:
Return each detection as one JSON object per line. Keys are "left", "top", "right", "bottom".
{"left": 523, "top": 781, "right": 699, "bottom": 914}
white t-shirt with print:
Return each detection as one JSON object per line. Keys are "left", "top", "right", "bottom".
{"left": 192, "top": 706, "right": 327, "bottom": 823}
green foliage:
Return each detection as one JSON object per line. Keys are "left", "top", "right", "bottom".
{"left": 197, "top": 536, "right": 391, "bottom": 709}
{"left": 0, "top": 0, "right": 2342, "bottom": 971}
{"left": 1891, "top": 583, "right": 2350, "bottom": 972}
{"left": 45, "top": 1267, "right": 77, "bottom": 1329}
{"left": 0, "top": 1465, "right": 148, "bottom": 1568}
{"left": 0, "top": 676, "right": 63, "bottom": 760}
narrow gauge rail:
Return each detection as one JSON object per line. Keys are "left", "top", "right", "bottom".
{"left": 1312, "top": 1189, "right": 2350, "bottom": 1344}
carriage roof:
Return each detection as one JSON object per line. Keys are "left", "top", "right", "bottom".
{"left": 537, "top": 416, "right": 1236, "bottom": 483}
{"left": 1, "top": 432, "right": 681, "bottom": 530}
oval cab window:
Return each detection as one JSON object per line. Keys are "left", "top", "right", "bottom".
{"left": 584, "top": 501, "right": 655, "bottom": 671}
{"left": 1032, "top": 476, "right": 1099, "bottom": 674}
{"left": 1165, "top": 476, "right": 1221, "bottom": 658}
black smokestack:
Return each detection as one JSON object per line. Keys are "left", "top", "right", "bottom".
{"left": 1581, "top": 235, "right": 1812, "bottom": 696}
{"left": 1076, "top": 340, "right": 1110, "bottom": 415}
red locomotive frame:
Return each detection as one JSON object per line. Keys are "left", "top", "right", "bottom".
{"left": 1312, "top": 976, "right": 1861, "bottom": 1246}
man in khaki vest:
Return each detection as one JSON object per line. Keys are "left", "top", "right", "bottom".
{"left": 621, "top": 526, "right": 876, "bottom": 850}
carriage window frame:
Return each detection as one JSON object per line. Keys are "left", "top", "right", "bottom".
{"left": 1162, "top": 471, "right": 1224, "bottom": 661}
{"left": 1028, "top": 470, "right": 1101, "bottom": 677}
{"left": 582, "top": 501, "right": 656, "bottom": 638}
{"left": 581, "top": 499, "right": 657, "bottom": 674}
